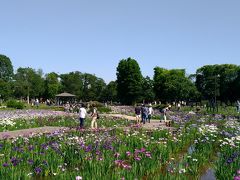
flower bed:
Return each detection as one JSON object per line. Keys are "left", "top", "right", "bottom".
{"left": 0, "top": 110, "right": 239, "bottom": 179}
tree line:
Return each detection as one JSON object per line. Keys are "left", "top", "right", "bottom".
{"left": 0, "top": 54, "right": 240, "bottom": 105}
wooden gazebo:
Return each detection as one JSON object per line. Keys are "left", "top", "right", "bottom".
{"left": 55, "top": 92, "right": 76, "bottom": 105}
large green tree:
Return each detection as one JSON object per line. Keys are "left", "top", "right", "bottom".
{"left": 154, "top": 67, "right": 199, "bottom": 102}
{"left": 60, "top": 71, "right": 84, "bottom": 99}
{"left": 0, "top": 79, "right": 12, "bottom": 100}
{"left": 60, "top": 72, "right": 106, "bottom": 101}
{"left": 81, "top": 73, "right": 106, "bottom": 101}
{"left": 196, "top": 64, "right": 239, "bottom": 103}
{"left": 0, "top": 54, "right": 13, "bottom": 82}
{"left": 100, "top": 81, "right": 118, "bottom": 102}
{"left": 14, "top": 68, "right": 45, "bottom": 102}
{"left": 0, "top": 55, "right": 14, "bottom": 100}
{"left": 116, "top": 58, "right": 143, "bottom": 105}
{"left": 44, "top": 72, "right": 60, "bottom": 99}
{"left": 142, "top": 76, "right": 155, "bottom": 103}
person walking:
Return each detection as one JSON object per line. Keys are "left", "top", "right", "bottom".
{"left": 91, "top": 106, "right": 98, "bottom": 129}
{"left": 135, "top": 105, "right": 141, "bottom": 124}
{"left": 177, "top": 102, "right": 181, "bottom": 111}
{"left": 161, "top": 106, "right": 169, "bottom": 122}
{"left": 148, "top": 104, "right": 154, "bottom": 123}
{"left": 141, "top": 104, "right": 148, "bottom": 124}
{"left": 237, "top": 100, "right": 240, "bottom": 113}
{"left": 35, "top": 98, "right": 39, "bottom": 108}
{"left": 79, "top": 104, "right": 87, "bottom": 128}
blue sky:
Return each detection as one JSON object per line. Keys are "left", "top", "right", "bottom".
{"left": 0, "top": 0, "right": 240, "bottom": 83}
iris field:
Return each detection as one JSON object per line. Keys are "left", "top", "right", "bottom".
{"left": 0, "top": 110, "right": 239, "bottom": 179}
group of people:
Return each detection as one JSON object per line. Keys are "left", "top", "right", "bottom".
{"left": 135, "top": 104, "right": 154, "bottom": 124}
{"left": 31, "top": 98, "right": 39, "bottom": 108}
{"left": 135, "top": 104, "right": 172, "bottom": 124}
{"left": 78, "top": 104, "right": 99, "bottom": 129}
{"left": 64, "top": 102, "right": 80, "bottom": 113}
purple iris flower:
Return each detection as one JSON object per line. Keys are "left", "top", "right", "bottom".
{"left": 34, "top": 167, "right": 42, "bottom": 174}
{"left": 3, "top": 163, "right": 9, "bottom": 167}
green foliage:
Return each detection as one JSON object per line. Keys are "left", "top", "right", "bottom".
{"left": 0, "top": 54, "right": 14, "bottom": 82}
{"left": 13, "top": 67, "right": 45, "bottom": 98}
{"left": 6, "top": 99, "right": 24, "bottom": 109}
{"left": 100, "top": 81, "right": 118, "bottom": 102}
{"left": 116, "top": 58, "right": 143, "bottom": 105}
{"left": 196, "top": 64, "right": 240, "bottom": 103}
{"left": 81, "top": 73, "right": 106, "bottom": 101}
{"left": 142, "top": 76, "right": 155, "bottom": 102}
{"left": 88, "top": 101, "right": 104, "bottom": 108}
{"left": 153, "top": 67, "right": 199, "bottom": 102}
{"left": 60, "top": 71, "right": 84, "bottom": 98}
{"left": 0, "top": 79, "right": 12, "bottom": 100}
{"left": 44, "top": 72, "right": 60, "bottom": 99}
{"left": 97, "top": 106, "right": 112, "bottom": 113}
{"left": 60, "top": 72, "right": 106, "bottom": 101}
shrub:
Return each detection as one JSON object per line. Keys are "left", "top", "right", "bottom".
{"left": 88, "top": 101, "right": 104, "bottom": 108}
{"left": 52, "top": 106, "right": 65, "bottom": 111}
{"left": 97, "top": 107, "right": 112, "bottom": 113}
{"left": 154, "top": 104, "right": 167, "bottom": 112}
{"left": 6, "top": 100, "right": 24, "bottom": 109}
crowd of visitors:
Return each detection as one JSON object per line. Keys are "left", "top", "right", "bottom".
{"left": 135, "top": 104, "right": 155, "bottom": 124}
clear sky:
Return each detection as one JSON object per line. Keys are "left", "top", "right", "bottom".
{"left": 0, "top": 0, "right": 240, "bottom": 83}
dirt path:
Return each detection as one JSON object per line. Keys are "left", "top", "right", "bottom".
{"left": 101, "top": 113, "right": 164, "bottom": 121}
{"left": 0, "top": 126, "right": 69, "bottom": 139}
{"left": 101, "top": 113, "right": 175, "bottom": 131}
{"left": 0, "top": 114, "right": 175, "bottom": 139}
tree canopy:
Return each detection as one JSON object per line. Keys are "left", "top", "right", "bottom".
{"left": 0, "top": 53, "right": 239, "bottom": 105}
{"left": 154, "top": 67, "right": 199, "bottom": 103}
{"left": 116, "top": 58, "right": 143, "bottom": 105}
{"left": 14, "top": 67, "right": 45, "bottom": 99}
{"left": 196, "top": 64, "right": 240, "bottom": 103}
{"left": 0, "top": 54, "right": 13, "bottom": 82}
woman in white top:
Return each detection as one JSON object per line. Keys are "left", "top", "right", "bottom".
{"left": 148, "top": 104, "right": 154, "bottom": 123}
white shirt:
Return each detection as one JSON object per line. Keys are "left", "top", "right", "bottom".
{"left": 79, "top": 107, "right": 87, "bottom": 118}
{"left": 149, "top": 107, "right": 153, "bottom": 115}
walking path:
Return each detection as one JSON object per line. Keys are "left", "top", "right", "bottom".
{"left": 101, "top": 113, "right": 175, "bottom": 130}
{"left": 0, "top": 114, "right": 175, "bottom": 140}
{"left": 0, "top": 126, "right": 68, "bottom": 139}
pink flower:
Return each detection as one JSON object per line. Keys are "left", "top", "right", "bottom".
{"left": 76, "top": 176, "right": 82, "bottom": 180}
{"left": 114, "top": 153, "right": 120, "bottom": 158}
{"left": 98, "top": 157, "right": 103, "bottom": 161}
{"left": 135, "top": 156, "right": 141, "bottom": 161}
{"left": 135, "top": 149, "right": 141, "bottom": 153}
{"left": 234, "top": 176, "right": 240, "bottom": 180}
{"left": 237, "top": 170, "right": 240, "bottom": 175}
{"left": 126, "top": 151, "right": 131, "bottom": 156}
{"left": 145, "top": 153, "right": 152, "bottom": 158}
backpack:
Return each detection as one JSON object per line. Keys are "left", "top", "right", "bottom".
{"left": 160, "top": 108, "right": 166, "bottom": 113}
{"left": 159, "top": 108, "right": 163, "bottom": 113}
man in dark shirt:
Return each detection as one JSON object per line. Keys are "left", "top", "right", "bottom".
{"left": 141, "top": 104, "right": 148, "bottom": 124}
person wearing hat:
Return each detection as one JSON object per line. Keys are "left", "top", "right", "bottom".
{"left": 147, "top": 104, "right": 154, "bottom": 123}
{"left": 162, "top": 106, "right": 169, "bottom": 122}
